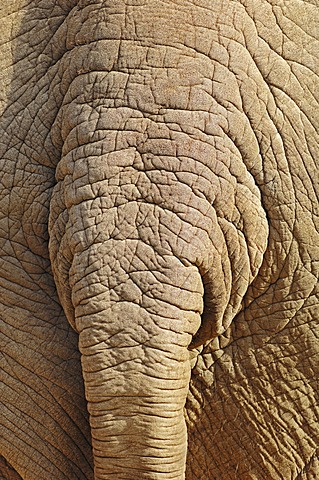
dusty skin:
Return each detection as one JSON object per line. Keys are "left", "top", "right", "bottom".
{"left": 0, "top": 1, "right": 318, "bottom": 479}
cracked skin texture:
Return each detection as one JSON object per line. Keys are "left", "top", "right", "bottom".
{"left": 0, "top": 0, "right": 318, "bottom": 479}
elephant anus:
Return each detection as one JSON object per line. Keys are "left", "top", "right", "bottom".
{"left": 0, "top": 0, "right": 319, "bottom": 479}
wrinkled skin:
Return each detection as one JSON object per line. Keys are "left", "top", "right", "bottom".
{"left": 0, "top": 0, "right": 319, "bottom": 479}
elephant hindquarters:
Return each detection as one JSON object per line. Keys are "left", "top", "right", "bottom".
{"left": 48, "top": 2, "right": 268, "bottom": 477}
{"left": 48, "top": 110, "right": 267, "bottom": 478}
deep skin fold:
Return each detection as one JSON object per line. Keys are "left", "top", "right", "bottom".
{"left": 0, "top": 0, "right": 318, "bottom": 479}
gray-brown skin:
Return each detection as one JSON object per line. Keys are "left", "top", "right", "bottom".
{"left": 0, "top": 0, "right": 318, "bottom": 478}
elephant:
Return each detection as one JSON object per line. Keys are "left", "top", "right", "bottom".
{"left": 0, "top": 0, "right": 319, "bottom": 478}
